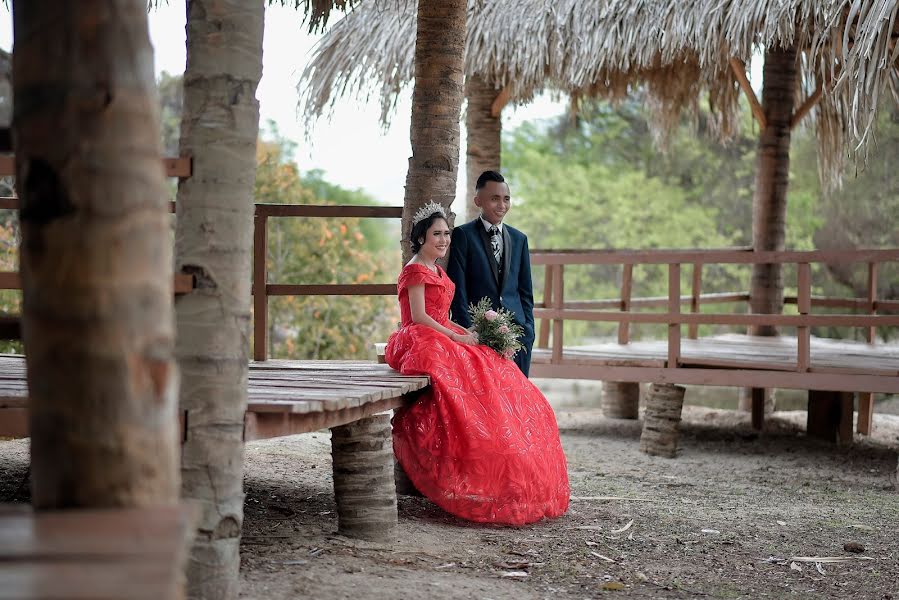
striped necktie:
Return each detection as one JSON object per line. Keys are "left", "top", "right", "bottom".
{"left": 489, "top": 226, "right": 501, "bottom": 265}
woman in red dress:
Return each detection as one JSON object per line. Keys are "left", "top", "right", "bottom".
{"left": 385, "top": 203, "right": 570, "bottom": 526}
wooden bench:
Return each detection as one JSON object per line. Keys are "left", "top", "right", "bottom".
{"left": 0, "top": 355, "right": 429, "bottom": 540}
{"left": 0, "top": 503, "right": 195, "bottom": 600}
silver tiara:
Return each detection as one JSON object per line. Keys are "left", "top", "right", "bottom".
{"left": 411, "top": 201, "right": 447, "bottom": 226}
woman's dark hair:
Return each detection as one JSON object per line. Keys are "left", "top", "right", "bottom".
{"left": 410, "top": 213, "right": 447, "bottom": 254}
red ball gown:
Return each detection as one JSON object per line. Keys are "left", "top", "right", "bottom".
{"left": 385, "top": 263, "right": 570, "bottom": 525}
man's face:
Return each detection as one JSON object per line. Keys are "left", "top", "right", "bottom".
{"left": 474, "top": 181, "right": 511, "bottom": 225}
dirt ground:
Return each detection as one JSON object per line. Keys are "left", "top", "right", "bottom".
{"left": 1, "top": 391, "right": 898, "bottom": 599}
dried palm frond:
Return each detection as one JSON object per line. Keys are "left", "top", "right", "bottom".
{"left": 300, "top": 0, "right": 898, "bottom": 188}
{"left": 148, "top": 0, "right": 356, "bottom": 31}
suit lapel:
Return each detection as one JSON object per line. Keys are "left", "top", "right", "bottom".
{"left": 475, "top": 221, "right": 500, "bottom": 284}
{"left": 502, "top": 227, "right": 512, "bottom": 286}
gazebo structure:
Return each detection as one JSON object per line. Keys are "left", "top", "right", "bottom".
{"left": 301, "top": 0, "right": 899, "bottom": 413}
{"left": 1, "top": 0, "right": 896, "bottom": 597}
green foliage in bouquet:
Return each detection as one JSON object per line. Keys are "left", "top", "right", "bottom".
{"left": 468, "top": 297, "right": 524, "bottom": 360}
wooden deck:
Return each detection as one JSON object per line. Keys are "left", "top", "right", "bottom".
{"left": 0, "top": 504, "right": 195, "bottom": 600}
{"left": 531, "top": 334, "right": 899, "bottom": 394}
{"left": 0, "top": 355, "right": 429, "bottom": 440}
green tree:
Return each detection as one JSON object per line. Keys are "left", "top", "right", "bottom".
{"left": 255, "top": 134, "right": 399, "bottom": 359}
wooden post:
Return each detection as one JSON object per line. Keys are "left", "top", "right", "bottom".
{"left": 667, "top": 263, "right": 681, "bottom": 368}
{"left": 688, "top": 262, "right": 702, "bottom": 339}
{"left": 602, "top": 382, "right": 640, "bottom": 419}
{"left": 331, "top": 414, "right": 398, "bottom": 540}
{"left": 858, "top": 262, "right": 877, "bottom": 434}
{"left": 640, "top": 384, "right": 686, "bottom": 458}
{"left": 797, "top": 263, "right": 811, "bottom": 372}
{"left": 807, "top": 390, "right": 854, "bottom": 444}
{"left": 253, "top": 213, "right": 268, "bottom": 361}
{"left": 537, "top": 265, "right": 552, "bottom": 349}
{"left": 865, "top": 262, "right": 878, "bottom": 343}
{"left": 617, "top": 264, "right": 633, "bottom": 344}
{"left": 552, "top": 265, "right": 564, "bottom": 364}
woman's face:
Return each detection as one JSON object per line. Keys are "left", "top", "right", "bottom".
{"left": 419, "top": 217, "right": 451, "bottom": 260}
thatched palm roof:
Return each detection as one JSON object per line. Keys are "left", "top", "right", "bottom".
{"left": 148, "top": 0, "right": 355, "bottom": 30}
{"left": 300, "top": 0, "right": 899, "bottom": 185}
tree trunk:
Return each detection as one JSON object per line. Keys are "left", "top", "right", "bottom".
{"left": 464, "top": 75, "right": 502, "bottom": 221}
{"left": 739, "top": 46, "right": 797, "bottom": 413}
{"left": 176, "top": 1, "right": 264, "bottom": 598}
{"left": 13, "top": 0, "right": 178, "bottom": 508}
{"left": 401, "top": 0, "right": 468, "bottom": 262}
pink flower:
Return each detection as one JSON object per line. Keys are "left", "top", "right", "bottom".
{"left": 502, "top": 349, "right": 515, "bottom": 360}
{"left": 498, "top": 325, "right": 510, "bottom": 334}
{"left": 484, "top": 310, "right": 498, "bottom": 321}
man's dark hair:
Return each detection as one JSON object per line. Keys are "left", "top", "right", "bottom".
{"left": 475, "top": 170, "right": 505, "bottom": 191}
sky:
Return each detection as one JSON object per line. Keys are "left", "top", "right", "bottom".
{"left": 0, "top": 3, "right": 761, "bottom": 215}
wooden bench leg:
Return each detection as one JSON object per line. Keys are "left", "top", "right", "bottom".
{"left": 602, "top": 382, "right": 640, "bottom": 419}
{"left": 639, "top": 383, "right": 686, "bottom": 458}
{"left": 856, "top": 392, "right": 874, "bottom": 435}
{"left": 807, "top": 390, "right": 854, "bottom": 444}
{"left": 751, "top": 387, "right": 766, "bottom": 431}
{"left": 330, "top": 413, "right": 397, "bottom": 540}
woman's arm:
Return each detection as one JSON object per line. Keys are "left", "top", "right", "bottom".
{"left": 408, "top": 283, "right": 477, "bottom": 345}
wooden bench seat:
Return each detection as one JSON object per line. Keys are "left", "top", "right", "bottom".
{"left": 0, "top": 504, "right": 195, "bottom": 600}
{"left": 0, "top": 355, "right": 430, "bottom": 540}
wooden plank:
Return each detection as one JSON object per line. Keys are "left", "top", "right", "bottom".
{"left": 0, "top": 407, "right": 27, "bottom": 438}
{"left": 255, "top": 204, "right": 402, "bottom": 219}
{"left": 0, "top": 272, "right": 194, "bottom": 295}
{"left": 0, "top": 156, "right": 191, "bottom": 179}
{"left": 529, "top": 248, "right": 899, "bottom": 266}
{"left": 567, "top": 292, "right": 748, "bottom": 311}
{"left": 244, "top": 395, "right": 406, "bottom": 440}
{"left": 526, "top": 364, "right": 899, "bottom": 394}
{"left": 729, "top": 58, "right": 767, "bottom": 129}
{"left": 617, "top": 264, "right": 633, "bottom": 344}
{"left": 857, "top": 392, "right": 874, "bottom": 435}
{"left": 253, "top": 214, "right": 268, "bottom": 361}
{"left": 532, "top": 308, "right": 899, "bottom": 328}
{"left": 266, "top": 283, "right": 397, "bottom": 296}
{"left": 0, "top": 505, "right": 195, "bottom": 559}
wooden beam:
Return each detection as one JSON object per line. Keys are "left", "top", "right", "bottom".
{"left": 728, "top": 58, "right": 767, "bottom": 130}
{"left": 490, "top": 86, "right": 511, "bottom": 118}
{"left": 0, "top": 156, "right": 192, "bottom": 178}
{"left": 790, "top": 82, "right": 824, "bottom": 130}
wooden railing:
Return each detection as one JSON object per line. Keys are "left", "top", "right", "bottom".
{"left": 532, "top": 248, "right": 899, "bottom": 371}
{"left": 250, "top": 204, "right": 401, "bottom": 360}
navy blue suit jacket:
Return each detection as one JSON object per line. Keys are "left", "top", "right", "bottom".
{"left": 447, "top": 218, "right": 535, "bottom": 376}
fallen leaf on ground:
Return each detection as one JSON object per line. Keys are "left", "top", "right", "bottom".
{"left": 701, "top": 529, "right": 720, "bottom": 534}
{"left": 611, "top": 519, "right": 634, "bottom": 534}
{"left": 776, "top": 520, "right": 787, "bottom": 526}
{"left": 790, "top": 562, "right": 802, "bottom": 572}
{"left": 501, "top": 570, "right": 529, "bottom": 578}
{"left": 602, "top": 582, "right": 625, "bottom": 590}
{"left": 590, "top": 552, "right": 616, "bottom": 563}
{"left": 815, "top": 562, "right": 826, "bottom": 576}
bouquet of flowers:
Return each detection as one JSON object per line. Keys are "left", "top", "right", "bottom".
{"left": 468, "top": 297, "right": 524, "bottom": 360}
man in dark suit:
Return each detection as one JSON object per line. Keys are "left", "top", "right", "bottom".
{"left": 447, "top": 171, "right": 535, "bottom": 376}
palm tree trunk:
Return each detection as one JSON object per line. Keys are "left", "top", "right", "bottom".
{"left": 401, "top": 0, "right": 468, "bottom": 262}
{"left": 13, "top": 0, "right": 178, "bottom": 508}
{"left": 175, "top": 1, "right": 264, "bottom": 598}
{"left": 739, "top": 45, "right": 798, "bottom": 412}
{"left": 465, "top": 75, "right": 502, "bottom": 221}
